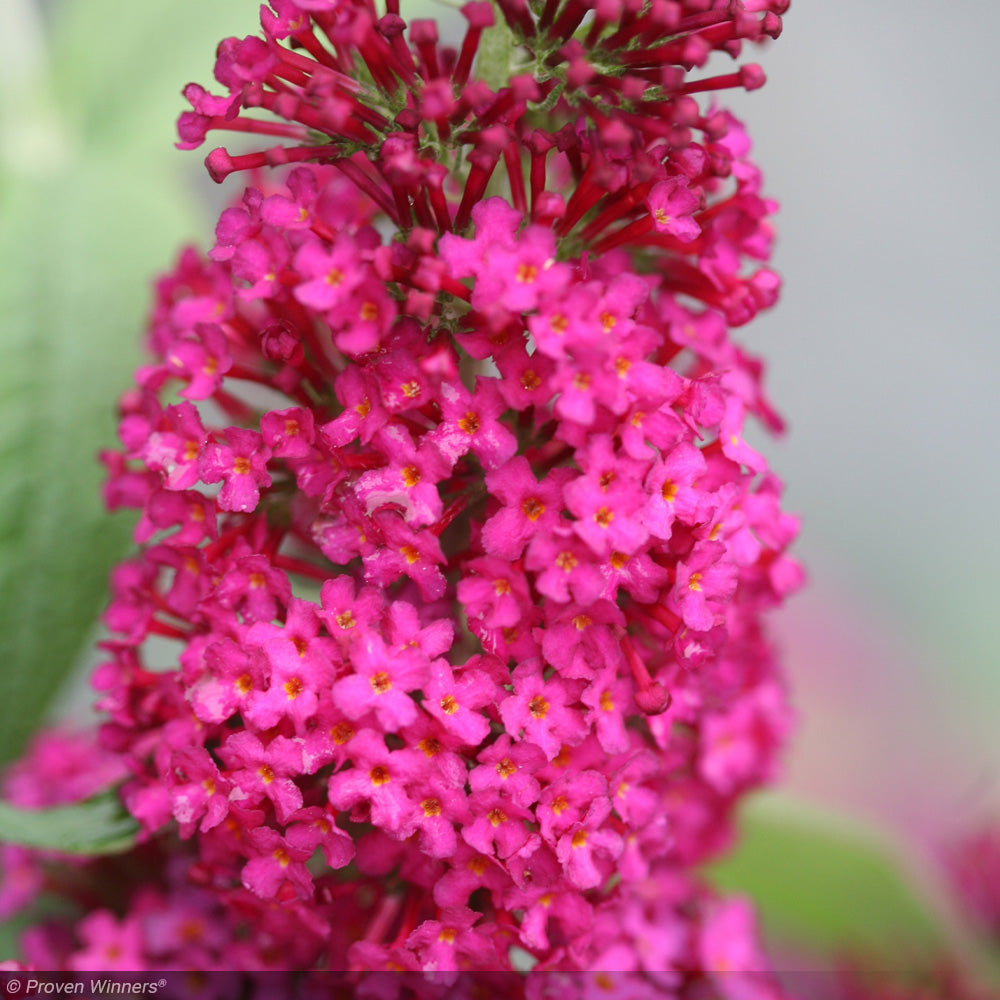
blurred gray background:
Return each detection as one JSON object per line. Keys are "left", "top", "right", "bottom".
{"left": 725, "top": 1, "right": 1000, "bottom": 844}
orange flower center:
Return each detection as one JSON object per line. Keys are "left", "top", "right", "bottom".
{"left": 594, "top": 506, "right": 614, "bottom": 527}
{"left": 496, "top": 758, "right": 516, "bottom": 779}
{"left": 556, "top": 551, "right": 578, "bottom": 572}
{"left": 529, "top": 695, "right": 549, "bottom": 719}
{"left": 522, "top": 497, "right": 545, "bottom": 521}
{"left": 370, "top": 671, "right": 392, "bottom": 694}
{"left": 331, "top": 723, "right": 354, "bottom": 745}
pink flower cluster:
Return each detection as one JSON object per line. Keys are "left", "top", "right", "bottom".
{"left": 3, "top": 0, "right": 801, "bottom": 983}
{"left": 949, "top": 826, "right": 1000, "bottom": 947}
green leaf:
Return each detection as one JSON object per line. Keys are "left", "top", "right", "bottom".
{"left": 0, "top": 791, "right": 138, "bottom": 856}
{"left": 0, "top": 154, "right": 205, "bottom": 766}
{"left": 0, "top": 0, "right": 255, "bottom": 765}
{"left": 705, "top": 793, "right": 951, "bottom": 964}
{"left": 0, "top": 911, "right": 30, "bottom": 961}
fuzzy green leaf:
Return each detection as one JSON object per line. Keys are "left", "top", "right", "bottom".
{"left": 0, "top": 158, "right": 190, "bottom": 764}
{"left": 0, "top": 0, "right": 255, "bottom": 765}
{"left": 0, "top": 791, "right": 138, "bottom": 856}
{"left": 706, "top": 794, "right": 950, "bottom": 964}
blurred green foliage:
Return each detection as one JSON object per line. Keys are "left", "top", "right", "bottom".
{"left": 0, "top": 791, "right": 138, "bottom": 855}
{"left": 707, "top": 793, "right": 953, "bottom": 965}
{"left": 0, "top": 0, "right": 257, "bottom": 766}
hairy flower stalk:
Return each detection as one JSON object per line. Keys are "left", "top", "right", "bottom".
{"left": 2, "top": 0, "right": 801, "bottom": 983}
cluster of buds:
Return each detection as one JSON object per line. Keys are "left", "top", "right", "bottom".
{"left": 3, "top": 0, "right": 801, "bottom": 982}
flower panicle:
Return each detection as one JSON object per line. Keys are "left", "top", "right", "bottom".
{"left": 182, "top": 0, "right": 786, "bottom": 316}
{"left": 3, "top": 0, "right": 802, "bottom": 984}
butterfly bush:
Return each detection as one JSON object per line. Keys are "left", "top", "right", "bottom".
{"left": 3, "top": 0, "right": 804, "bottom": 982}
